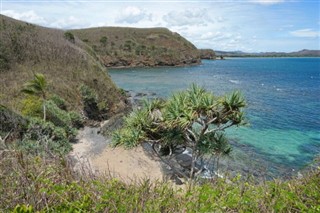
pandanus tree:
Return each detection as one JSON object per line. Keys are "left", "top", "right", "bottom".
{"left": 21, "top": 73, "right": 48, "bottom": 121}
{"left": 113, "top": 84, "right": 246, "bottom": 179}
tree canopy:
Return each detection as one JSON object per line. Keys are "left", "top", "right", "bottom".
{"left": 21, "top": 73, "right": 48, "bottom": 121}
{"left": 113, "top": 84, "right": 247, "bottom": 179}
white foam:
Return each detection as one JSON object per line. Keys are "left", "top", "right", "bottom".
{"left": 229, "top": 79, "right": 240, "bottom": 84}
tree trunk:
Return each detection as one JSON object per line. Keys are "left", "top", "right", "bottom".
{"left": 216, "top": 154, "right": 220, "bottom": 176}
{"left": 190, "top": 151, "right": 198, "bottom": 179}
{"left": 43, "top": 103, "right": 46, "bottom": 122}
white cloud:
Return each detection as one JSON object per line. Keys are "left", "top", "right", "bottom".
{"left": 49, "top": 16, "right": 84, "bottom": 29}
{"left": 1, "top": 10, "right": 46, "bottom": 24}
{"left": 290, "top": 29, "right": 319, "bottom": 38}
{"left": 250, "top": 0, "right": 284, "bottom": 5}
{"left": 116, "top": 6, "right": 152, "bottom": 24}
{"left": 163, "top": 9, "right": 211, "bottom": 27}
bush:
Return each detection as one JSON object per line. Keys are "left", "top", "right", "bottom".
{"left": 18, "top": 117, "right": 72, "bottom": 156}
{"left": 64, "top": 31, "right": 75, "bottom": 43}
{"left": 0, "top": 54, "right": 10, "bottom": 71}
{"left": 21, "top": 95, "right": 43, "bottom": 118}
{"left": 49, "top": 94, "right": 67, "bottom": 110}
{"left": 79, "top": 84, "right": 100, "bottom": 120}
{"left": 45, "top": 100, "right": 71, "bottom": 128}
{"left": 100, "top": 36, "right": 108, "bottom": 46}
{"left": 69, "top": 111, "right": 83, "bottom": 128}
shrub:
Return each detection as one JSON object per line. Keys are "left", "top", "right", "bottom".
{"left": 69, "top": 111, "right": 83, "bottom": 128}
{"left": 21, "top": 95, "right": 43, "bottom": 118}
{"left": 64, "top": 31, "right": 75, "bottom": 43}
{"left": 45, "top": 100, "right": 71, "bottom": 128}
{"left": 100, "top": 36, "right": 108, "bottom": 46}
{"left": 79, "top": 84, "right": 100, "bottom": 120}
{"left": 0, "top": 53, "right": 10, "bottom": 71}
{"left": 49, "top": 94, "right": 67, "bottom": 110}
{"left": 18, "top": 117, "right": 72, "bottom": 156}
{"left": 79, "top": 84, "right": 97, "bottom": 102}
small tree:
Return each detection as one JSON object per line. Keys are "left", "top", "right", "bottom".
{"left": 64, "top": 31, "right": 75, "bottom": 43}
{"left": 113, "top": 84, "right": 246, "bottom": 179}
{"left": 21, "top": 73, "right": 48, "bottom": 121}
{"left": 100, "top": 36, "right": 108, "bottom": 47}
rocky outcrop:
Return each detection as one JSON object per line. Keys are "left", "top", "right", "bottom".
{"left": 199, "top": 49, "right": 216, "bottom": 60}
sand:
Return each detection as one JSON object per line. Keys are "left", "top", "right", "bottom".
{"left": 70, "top": 125, "right": 163, "bottom": 183}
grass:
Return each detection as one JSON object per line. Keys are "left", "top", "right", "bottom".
{"left": 71, "top": 27, "right": 201, "bottom": 67}
{"left": 0, "top": 150, "right": 319, "bottom": 212}
{"left": 0, "top": 15, "right": 125, "bottom": 115}
{"left": 1, "top": 14, "right": 319, "bottom": 212}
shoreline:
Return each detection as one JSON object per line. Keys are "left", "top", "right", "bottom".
{"left": 70, "top": 123, "right": 164, "bottom": 183}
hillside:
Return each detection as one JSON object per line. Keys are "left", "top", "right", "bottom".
{"left": 0, "top": 15, "right": 125, "bottom": 115}
{"left": 199, "top": 49, "right": 216, "bottom": 59}
{"left": 70, "top": 27, "right": 201, "bottom": 67}
{"left": 215, "top": 49, "right": 320, "bottom": 57}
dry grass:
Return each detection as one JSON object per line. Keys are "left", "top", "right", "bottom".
{"left": 0, "top": 149, "right": 319, "bottom": 212}
{"left": 0, "top": 15, "right": 124, "bottom": 114}
{"left": 71, "top": 27, "right": 201, "bottom": 67}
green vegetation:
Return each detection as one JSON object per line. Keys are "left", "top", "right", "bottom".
{"left": 113, "top": 84, "right": 246, "bottom": 179}
{"left": 99, "top": 36, "right": 108, "bottom": 46}
{"left": 0, "top": 151, "right": 319, "bottom": 212}
{"left": 21, "top": 73, "right": 48, "bottom": 121}
{"left": 71, "top": 27, "right": 201, "bottom": 67}
{"left": 1, "top": 15, "right": 319, "bottom": 212}
{"left": 64, "top": 31, "right": 75, "bottom": 43}
{"left": 0, "top": 14, "right": 125, "bottom": 116}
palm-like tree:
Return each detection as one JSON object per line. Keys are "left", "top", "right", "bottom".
{"left": 113, "top": 84, "right": 246, "bottom": 180}
{"left": 21, "top": 73, "right": 48, "bottom": 121}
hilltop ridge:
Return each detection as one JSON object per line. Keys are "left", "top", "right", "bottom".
{"left": 70, "top": 27, "right": 201, "bottom": 67}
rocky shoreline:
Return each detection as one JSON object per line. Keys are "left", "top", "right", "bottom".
{"left": 71, "top": 91, "right": 307, "bottom": 184}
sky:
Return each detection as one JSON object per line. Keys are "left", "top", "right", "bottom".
{"left": 1, "top": 0, "right": 319, "bottom": 52}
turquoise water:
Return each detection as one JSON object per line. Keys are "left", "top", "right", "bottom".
{"left": 109, "top": 58, "right": 320, "bottom": 178}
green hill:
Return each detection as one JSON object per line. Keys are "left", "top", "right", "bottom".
{"left": 70, "top": 27, "right": 201, "bottom": 67}
{"left": 0, "top": 15, "right": 125, "bottom": 114}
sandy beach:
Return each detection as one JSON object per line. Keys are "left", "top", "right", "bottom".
{"left": 70, "top": 125, "right": 163, "bottom": 183}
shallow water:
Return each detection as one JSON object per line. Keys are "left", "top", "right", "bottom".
{"left": 109, "top": 58, "right": 320, "bottom": 178}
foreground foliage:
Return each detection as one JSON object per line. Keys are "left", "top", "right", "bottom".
{"left": 0, "top": 152, "right": 319, "bottom": 212}
{"left": 113, "top": 84, "right": 246, "bottom": 178}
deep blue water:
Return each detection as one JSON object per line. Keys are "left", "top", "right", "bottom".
{"left": 109, "top": 58, "right": 320, "bottom": 178}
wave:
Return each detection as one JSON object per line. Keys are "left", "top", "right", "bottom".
{"left": 229, "top": 79, "right": 240, "bottom": 84}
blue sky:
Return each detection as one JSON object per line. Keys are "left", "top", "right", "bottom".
{"left": 1, "top": 0, "right": 319, "bottom": 52}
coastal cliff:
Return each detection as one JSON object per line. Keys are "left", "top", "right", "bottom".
{"left": 71, "top": 27, "right": 201, "bottom": 67}
{"left": 199, "top": 49, "right": 216, "bottom": 59}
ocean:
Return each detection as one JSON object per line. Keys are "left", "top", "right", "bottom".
{"left": 109, "top": 58, "right": 320, "bottom": 179}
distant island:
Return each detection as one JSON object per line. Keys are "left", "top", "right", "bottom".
{"left": 215, "top": 49, "right": 320, "bottom": 58}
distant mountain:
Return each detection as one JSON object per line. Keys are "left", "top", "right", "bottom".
{"left": 71, "top": 27, "right": 200, "bottom": 67}
{"left": 215, "top": 49, "right": 320, "bottom": 57}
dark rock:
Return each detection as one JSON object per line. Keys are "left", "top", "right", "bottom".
{"left": 83, "top": 98, "right": 101, "bottom": 121}
{"left": 100, "top": 113, "right": 125, "bottom": 136}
